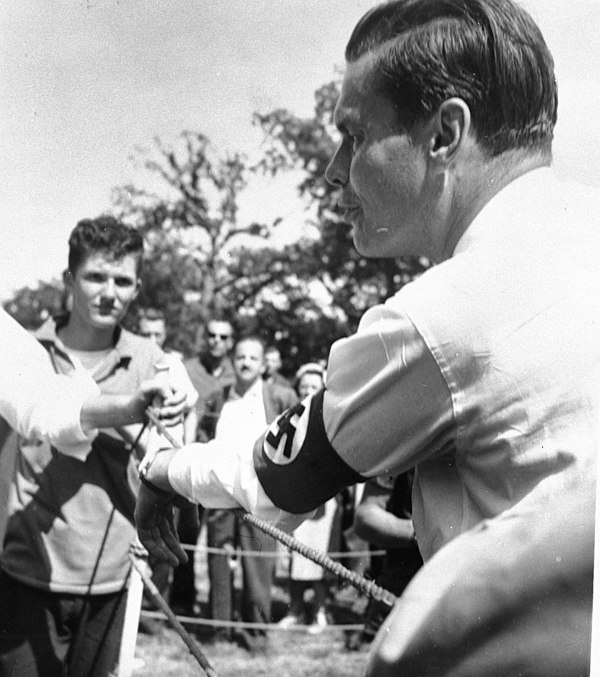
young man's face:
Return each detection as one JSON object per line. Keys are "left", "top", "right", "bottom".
{"left": 233, "top": 339, "right": 265, "bottom": 387}
{"left": 326, "top": 54, "right": 435, "bottom": 259}
{"left": 67, "top": 252, "right": 140, "bottom": 331}
{"left": 139, "top": 318, "right": 167, "bottom": 347}
{"left": 206, "top": 321, "right": 233, "bottom": 360}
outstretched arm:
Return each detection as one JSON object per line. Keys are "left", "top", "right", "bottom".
{"left": 135, "top": 304, "right": 454, "bottom": 560}
{"left": 1, "top": 308, "right": 185, "bottom": 453}
{"left": 80, "top": 378, "right": 186, "bottom": 431}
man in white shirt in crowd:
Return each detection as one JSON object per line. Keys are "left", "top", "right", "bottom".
{"left": 206, "top": 335, "right": 297, "bottom": 652}
{"left": 135, "top": 1, "right": 599, "bottom": 674}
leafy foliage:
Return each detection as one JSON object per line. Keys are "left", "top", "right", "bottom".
{"left": 3, "top": 279, "right": 65, "bottom": 331}
{"left": 4, "top": 81, "right": 429, "bottom": 372}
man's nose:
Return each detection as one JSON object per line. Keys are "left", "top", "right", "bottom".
{"left": 325, "top": 141, "right": 350, "bottom": 188}
{"left": 101, "top": 278, "right": 116, "bottom": 297}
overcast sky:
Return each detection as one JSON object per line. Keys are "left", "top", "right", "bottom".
{"left": 1, "top": 0, "right": 598, "bottom": 300}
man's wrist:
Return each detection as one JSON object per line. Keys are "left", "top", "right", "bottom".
{"left": 139, "top": 472, "right": 174, "bottom": 497}
{"left": 139, "top": 448, "right": 178, "bottom": 493}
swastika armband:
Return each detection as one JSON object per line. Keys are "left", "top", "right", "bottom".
{"left": 253, "top": 389, "right": 365, "bottom": 514}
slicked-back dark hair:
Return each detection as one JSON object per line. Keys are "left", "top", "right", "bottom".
{"left": 67, "top": 216, "right": 144, "bottom": 276}
{"left": 346, "top": 0, "right": 557, "bottom": 156}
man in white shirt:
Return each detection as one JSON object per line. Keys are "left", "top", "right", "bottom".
{"left": 135, "top": 1, "right": 599, "bottom": 674}
{"left": 206, "top": 335, "right": 297, "bottom": 652}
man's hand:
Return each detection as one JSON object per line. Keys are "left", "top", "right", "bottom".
{"left": 135, "top": 483, "right": 188, "bottom": 567}
{"left": 132, "top": 379, "right": 187, "bottom": 425}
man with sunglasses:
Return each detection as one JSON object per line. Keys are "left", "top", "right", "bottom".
{"left": 184, "top": 318, "right": 235, "bottom": 442}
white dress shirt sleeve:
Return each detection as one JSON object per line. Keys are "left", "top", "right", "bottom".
{"left": 167, "top": 440, "right": 310, "bottom": 533}
{"left": 0, "top": 309, "right": 99, "bottom": 455}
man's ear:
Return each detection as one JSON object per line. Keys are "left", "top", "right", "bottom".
{"left": 63, "top": 269, "right": 73, "bottom": 289}
{"left": 133, "top": 277, "right": 141, "bottom": 301}
{"left": 429, "top": 97, "right": 471, "bottom": 164}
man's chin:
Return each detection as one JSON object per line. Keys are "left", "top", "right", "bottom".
{"left": 89, "top": 314, "right": 121, "bottom": 330}
{"left": 353, "top": 231, "right": 389, "bottom": 259}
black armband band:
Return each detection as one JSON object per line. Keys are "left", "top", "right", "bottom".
{"left": 253, "top": 389, "right": 366, "bottom": 514}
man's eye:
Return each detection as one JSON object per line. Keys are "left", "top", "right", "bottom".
{"left": 84, "top": 273, "right": 105, "bottom": 283}
{"left": 115, "top": 278, "right": 135, "bottom": 287}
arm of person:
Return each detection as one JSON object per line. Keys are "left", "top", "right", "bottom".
{"left": 135, "top": 303, "right": 453, "bottom": 562}
{"left": 182, "top": 407, "right": 199, "bottom": 444}
{"left": 166, "top": 354, "right": 199, "bottom": 413}
{"left": 1, "top": 307, "right": 185, "bottom": 453}
{"left": 353, "top": 478, "right": 415, "bottom": 549}
{"left": 81, "top": 380, "right": 186, "bottom": 431}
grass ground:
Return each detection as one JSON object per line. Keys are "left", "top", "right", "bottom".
{"left": 131, "top": 528, "right": 375, "bottom": 676}
{"left": 132, "top": 623, "right": 370, "bottom": 677}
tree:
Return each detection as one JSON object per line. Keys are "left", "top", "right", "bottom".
{"left": 111, "top": 132, "right": 275, "bottom": 354}
{"left": 3, "top": 279, "right": 65, "bottom": 331}
{"left": 4, "top": 81, "right": 429, "bottom": 373}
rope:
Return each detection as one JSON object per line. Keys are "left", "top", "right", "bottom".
{"left": 129, "top": 552, "right": 219, "bottom": 677}
{"left": 240, "top": 511, "right": 396, "bottom": 608}
{"left": 181, "top": 542, "right": 387, "bottom": 558}
{"left": 144, "top": 407, "right": 397, "bottom": 608}
{"left": 140, "top": 610, "right": 365, "bottom": 632}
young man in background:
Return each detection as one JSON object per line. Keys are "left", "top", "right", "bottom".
{"left": 0, "top": 216, "right": 181, "bottom": 677}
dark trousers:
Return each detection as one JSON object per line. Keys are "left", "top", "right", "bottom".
{"left": 0, "top": 571, "right": 127, "bottom": 677}
{"left": 169, "top": 503, "right": 202, "bottom": 613}
{"left": 207, "top": 509, "right": 275, "bottom": 638}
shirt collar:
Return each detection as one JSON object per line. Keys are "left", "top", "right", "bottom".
{"left": 35, "top": 315, "right": 134, "bottom": 381}
{"left": 453, "top": 167, "right": 556, "bottom": 257}
{"left": 230, "top": 376, "right": 264, "bottom": 401}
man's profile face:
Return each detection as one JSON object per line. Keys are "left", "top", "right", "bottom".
{"left": 139, "top": 318, "right": 167, "bottom": 347}
{"left": 326, "top": 54, "right": 433, "bottom": 259}
{"left": 206, "top": 321, "right": 233, "bottom": 359}
{"left": 66, "top": 252, "right": 140, "bottom": 331}
{"left": 233, "top": 339, "right": 264, "bottom": 387}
